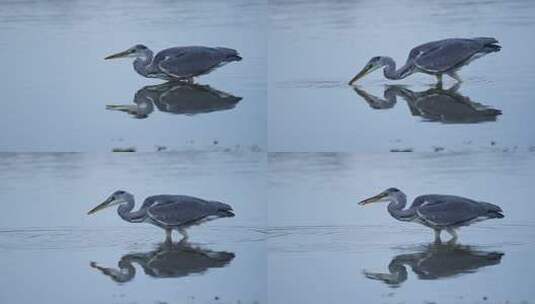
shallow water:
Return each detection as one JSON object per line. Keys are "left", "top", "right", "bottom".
{"left": 268, "top": 152, "right": 535, "bottom": 303}
{"left": 0, "top": 0, "right": 266, "bottom": 152}
{"left": 269, "top": 0, "right": 535, "bottom": 152}
{"left": 1, "top": 0, "right": 534, "bottom": 303}
{"left": 0, "top": 152, "right": 266, "bottom": 304}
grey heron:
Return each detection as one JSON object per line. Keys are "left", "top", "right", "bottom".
{"left": 349, "top": 37, "right": 501, "bottom": 85}
{"left": 358, "top": 188, "right": 504, "bottom": 242}
{"left": 354, "top": 84, "right": 502, "bottom": 123}
{"left": 363, "top": 243, "right": 503, "bottom": 287}
{"left": 87, "top": 190, "right": 235, "bottom": 242}
{"left": 104, "top": 45, "right": 242, "bottom": 82}
{"left": 106, "top": 82, "right": 241, "bottom": 119}
{"left": 90, "top": 241, "right": 234, "bottom": 283}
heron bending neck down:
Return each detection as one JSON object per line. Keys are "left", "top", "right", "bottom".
{"left": 87, "top": 190, "right": 235, "bottom": 243}
{"left": 358, "top": 188, "right": 504, "bottom": 243}
{"left": 349, "top": 38, "right": 501, "bottom": 85}
{"left": 350, "top": 57, "right": 414, "bottom": 84}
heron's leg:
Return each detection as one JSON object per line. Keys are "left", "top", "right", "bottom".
{"left": 433, "top": 229, "right": 442, "bottom": 244}
{"left": 178, "top": 228, "right": 189, "bottom": 241}
{"left": 436, "top": 74, "right": 443, "bottom": 85}
{"left": 446, "top": 228, "right": 458, "bottom": 242}
{"left": 165, "top": 229, "right": 173, "bottom": 244}
{"left": 448, "top": 72, "right": 463, "bottom": 83}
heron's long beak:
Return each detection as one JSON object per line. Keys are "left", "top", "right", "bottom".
{"left": 104, "top": 49, "right": 133, "bottom": 60}
{"left": 358, "top": 192, "right": 387, "bottom": 206}
{"left": 87, "top": 197, "right": 115, "bottom": 215}
{"left": 106, "top": 104, "right": 134, "bottom": 111}
{"left": 349, "top": 65, "right": 374, "bottom": 85}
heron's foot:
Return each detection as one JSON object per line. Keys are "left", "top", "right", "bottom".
{"left": 447, "top": 237, "right": 458, "bottom": 245}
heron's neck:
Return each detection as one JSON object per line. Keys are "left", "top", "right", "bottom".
{"left": 387, "top": 192, "right": 415, "bottom": 221}
{"left": 117, "top": 197, "right": 145, "bottom": 223}
{"left": 133, "top": 49, "right": 154, "bottom": 77}
{"left": 382, "top": 57, "right": 413, "bottom": 80}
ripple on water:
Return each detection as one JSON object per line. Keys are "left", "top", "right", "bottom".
{"left": 0, "top": 225, "right": 267, "bottom": 251}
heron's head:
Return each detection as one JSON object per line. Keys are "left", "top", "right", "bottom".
{"left": 87, "top": 190, "right": 133, "bottom": 215}
{"left": 105, "top": 45, "right": 149, "bottom": 60}
{"left": 349, "top": 56, "right": 386, "bottom": 85}
{"left": 358, "top": 187, "right": 401, "bottom": 206}
{"left": 212, "top": 201, "right": 236, "bottom": 218}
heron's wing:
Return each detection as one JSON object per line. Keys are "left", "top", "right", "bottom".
{"left": 154, "top": 47, "right": 228, "bottom": 78}
{"left": 413, "top": 39, "right": 484, "bottom": 73}
{"left": 146, "top": 195, "right": 214, "bottom": 226}
{"left": 415, "top": 195, "right": 484, "bottom": 226}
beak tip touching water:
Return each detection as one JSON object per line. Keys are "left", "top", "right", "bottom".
{"left": 87, "top": 207, "right": 99, "bottom": 215}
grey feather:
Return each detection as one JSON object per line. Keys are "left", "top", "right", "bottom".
{"left": 414, "top": 195, "right": 502, "bottom": 226}
{"left": 145, "top": 195, "right": 231, "bottom": 227}
{"left": 154, "top": 46, "right": 241, "bottom": 79}
{"left": 413, "top": 38, "right": 500, "bottom": 73}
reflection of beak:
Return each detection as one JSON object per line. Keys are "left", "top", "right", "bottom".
{"left": 104, "top": 50, "right": 132, "bottom": 60}
{"left": 358, "top": 193, "right": 387, "bottom": 206}
{"left": 87, "top": 197, "right": 114, "bottom": 215}
{"left": 349, "top": 65, "right": 373, "bottom": 85}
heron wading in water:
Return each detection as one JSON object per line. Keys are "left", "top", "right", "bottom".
{"left": 105, "top": 45, "right": 242, "bottom": 82}
{"left": 358, "top": 188, "right": 504, "bottom": 242}
{"left": 349, "top": 37, "right": 501, "bottom": 85}
{"left": 87, "top": 191, "right": 235, "bottom": 242}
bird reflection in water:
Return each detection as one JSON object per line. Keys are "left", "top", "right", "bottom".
{"left": 106, "top": 82, "right": 242, "bottom": 119}
{"left": 363, "top": 243, "right": 503, "bottom": 288}
{"left": 353, "top": 84, "right": 502, "bottom": 124}
{"left": 90, "top": 241, "right": 235, "bottom": 283}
